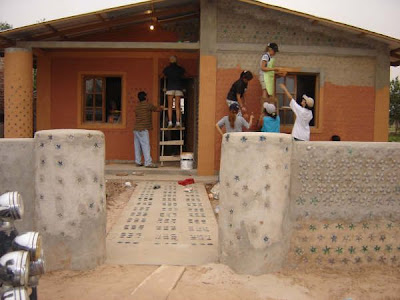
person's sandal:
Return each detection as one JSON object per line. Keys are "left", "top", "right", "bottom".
{"left": 135, "top": 163, "right": 144, "bottom": 167}
{"left": 145, "top": 163, "right": 158, "bottom": 168}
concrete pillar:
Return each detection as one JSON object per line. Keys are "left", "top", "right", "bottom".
{"left": 219, "top": 133, "right": 293, "bottom": 275}
{"left": 34, "top": 129, "right": 106, "bottom": 271}
{"left": 4, "top": 48, "right": 33, "bottom": 138}
{"left": 373, "top": 47, "right": 390, "bottom": 142}
{"left": 197, "top": 0, "right": 217, "bottom": 175}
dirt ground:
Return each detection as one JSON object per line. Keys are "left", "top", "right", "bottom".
{"left": 205, "top": 182, "right": 219, "bottom": 218}
{"left": 38, "top": 263, "right": 400, "bottom": 300}
{"left": 37, "top": 180, "right": 400, "bottom": 300}
{"left": 105, "top": 179, "right": 136, "bottom": 233}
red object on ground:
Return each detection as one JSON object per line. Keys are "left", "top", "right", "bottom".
{"left": 178, "top": 178, "right": 195, "bottom": 186}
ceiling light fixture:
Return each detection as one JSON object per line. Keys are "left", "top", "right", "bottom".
{"left": 149, "top": 1, "right": 156, "bottom": 31}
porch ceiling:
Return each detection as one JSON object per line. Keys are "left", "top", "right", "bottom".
{"left": 0, "top": 0, "right": 199, "bottom": 48}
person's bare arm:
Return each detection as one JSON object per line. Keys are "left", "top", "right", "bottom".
{"left": 215, "top": 123, "right": 224, "bottom": 136}
{"left": 258, "top": 115, "right": 264, "bottom": 129}
{"left": 249, "top": 114, "right": 254, "bottom": 127}
{"left": 279, "top": 83, "right": 293, "bottom": 99}
{"left": 236, "top": 93, "right": 247, "bottom": 113}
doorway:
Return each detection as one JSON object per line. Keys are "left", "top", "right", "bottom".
{"left": 159, "top": 77, "right": 198, "bottom": 167}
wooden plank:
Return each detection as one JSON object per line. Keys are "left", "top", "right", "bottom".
{"left": 160, "top": 140, "right": 184, "bottom": 146}
{"left": 160, "top": 156, "right": 181, "bottom": 162}
{"left": 16, "top": 41, "right": 200, "bottom": 50}
{"left": 130, "top": 265, "right": 185, "bottom": 300}
{"left": 160, "top": 127, "right": 185, "bottom": 131}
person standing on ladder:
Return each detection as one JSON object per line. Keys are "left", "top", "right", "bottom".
{"left": 163, "top": 55, "right": 186, "bottom": 128}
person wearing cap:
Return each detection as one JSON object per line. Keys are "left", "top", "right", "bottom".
{"left": 216, "top": 102, "right": 254, "bottom": 136}
{"left": 279, "top": 83, "right": 314, "bottom": 141}
{"left": 163, "top": 55, "right": 186, "bottom": 128}
{"left": 226, "top": 70, "right": 253, "bottom": 115}
{"left": 259, "top": 102, "right": 280, "bottom": 133}
{"left": 134, "top": 91, "right": 163, "bottom": 168}
{"left": 259, "top": 43, "right": 287, "bottom": 110}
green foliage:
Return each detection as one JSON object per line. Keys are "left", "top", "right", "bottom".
{"left": 390, "top": 77, "right": 400, "bottom": 134}
{"left": 0, "top": 21, "right": 12, "bottom": 31}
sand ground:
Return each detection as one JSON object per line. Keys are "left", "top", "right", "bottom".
{"left": 37, "top": 180, "right": 400, "bottom": 300}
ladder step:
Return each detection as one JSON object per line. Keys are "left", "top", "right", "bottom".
{"left": 160, "top": 140, "right": 184, "bottom": 146}
{"left": 160, "top": 156, "right": 181, "bottom": 162}
{"left": 161, "top": 127, "right": 185, "bottom": 131}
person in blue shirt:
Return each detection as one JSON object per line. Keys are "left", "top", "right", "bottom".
{"left": 259, "top": 102, "right": 280, "bottom": 133}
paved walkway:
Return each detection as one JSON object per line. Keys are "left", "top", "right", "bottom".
{"left": 106, "top": 181, "right": 218, "bottom": 265}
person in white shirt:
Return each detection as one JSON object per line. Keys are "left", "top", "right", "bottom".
{"left": 279, "top": 83, "right": 314, "bottom": 141}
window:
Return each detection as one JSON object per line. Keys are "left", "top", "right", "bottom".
{"left": 83, "top": 76, "right": 122, "bottom": 124}
{"left": 275, "top": 74, "right": 318, "bottom": 127}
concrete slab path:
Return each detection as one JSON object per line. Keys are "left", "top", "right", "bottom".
{"left": 106, "top": 181, "right": 218, "bottom": 265}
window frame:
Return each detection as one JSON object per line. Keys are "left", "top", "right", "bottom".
{"left": 77, "top": 71, "right": 127, "bottom": 129}
{"left": 275, "top": 72, "right": 321, "bottom": 133}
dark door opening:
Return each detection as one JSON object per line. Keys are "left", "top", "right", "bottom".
{"left": 159, "top": 77, "right": 198, "bottom": 163}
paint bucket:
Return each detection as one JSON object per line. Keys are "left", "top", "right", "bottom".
{"left": 180, "top": 152, "right": 194, "bottom": 170}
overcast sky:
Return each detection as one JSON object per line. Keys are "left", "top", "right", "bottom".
{"left": 1, "top": 0, "right": 399, "bottom": 78}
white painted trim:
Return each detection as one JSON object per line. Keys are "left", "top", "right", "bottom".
{"left": 15, "top": 41, "right": 200, "bottom": 50}
{"left": 217, "top": 43, "right": 378, "bottom": 57}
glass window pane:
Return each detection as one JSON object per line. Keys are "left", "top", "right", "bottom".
{"left": 286, "top": 76, "right": 295, "bottom": 93}
{"left": 276, "top": 77, "right": 284, "bottom": 93}
{"left": 95, "top": 94, "right": 103, "bottom": 107}
{"left": 85, "top": 79, "right": 93, "bottom": 93}
{"left": 277, "top": 94, "right": 284, "bottom": 107}
{"left": 95, "top": 109, "right": 103, "bottom": 121}
{"left": 95, "top": 79, "right": 102, "bottom": 93}
{"left": 85, "top": 94, "right": 93, "bottom": 107}
{"left": 279, "top": 110, "right": 284, "bottom": 124}
{"left": 85, "top": 110, "right": 93, "bottom": 122}
{"left": 284, "top": 95, "right": 291, "bottom": 106}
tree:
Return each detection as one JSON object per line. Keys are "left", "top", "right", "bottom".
{"left": 390, "top": 77, "right": 400, "bottom": 134}
{"left": 0, "top": 21, "right": 12, "bottom": 31}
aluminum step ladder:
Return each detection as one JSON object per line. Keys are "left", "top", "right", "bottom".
{"left": 160, "top": 78, "right": 184, "bottom": 166}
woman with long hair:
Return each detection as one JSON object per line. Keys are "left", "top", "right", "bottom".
{"left": 216, "top": 103, "right": 254, "bottom": 136}
{"left": 225, "top": 71, "right": 253, "bottom": 116}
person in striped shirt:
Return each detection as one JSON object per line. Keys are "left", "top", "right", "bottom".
{"left": 134, "top": 91, "right": 163, "bottom": 168}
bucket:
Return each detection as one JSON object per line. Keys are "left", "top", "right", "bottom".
{"left": 180, "top": 152, "right": 194, "bottom": 170}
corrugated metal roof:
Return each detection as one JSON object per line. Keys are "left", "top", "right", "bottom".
{"left": 0, "top": 0, "right": 197, "bottom": 43}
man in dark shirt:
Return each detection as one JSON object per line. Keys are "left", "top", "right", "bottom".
{"left": 134, "top": 91, "right": 163, "bottom": 168}
{"left": 163, "top": 56, "right": 185, "bottom": 128}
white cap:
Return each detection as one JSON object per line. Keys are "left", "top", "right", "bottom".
{"left": 263, "top": 102, "right": 276, "bottom": 114}
{"left": 302, "top": 94, "right": 314, "bottom": 108}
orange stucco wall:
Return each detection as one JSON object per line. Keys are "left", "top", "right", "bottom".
{"left": 47, "top": 51, "right": 198, "bottom": 161}
{"left": 214, "top": 68, "right": 375, "bottom": 170}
